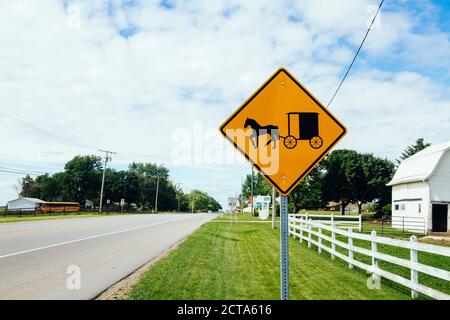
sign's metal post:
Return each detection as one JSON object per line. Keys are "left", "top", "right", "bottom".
{"left": 280, "top": 195, "right": 289, "bottom": 300}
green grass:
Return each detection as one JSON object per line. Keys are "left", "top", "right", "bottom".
{"left": 215, "top": 211, "right": 276, "bottom": 222}
{"left": 129, "top": 220, "right": 411, "bottom": 300}
{"left": 0, "top": 212, "right": 126, "bottom": 223}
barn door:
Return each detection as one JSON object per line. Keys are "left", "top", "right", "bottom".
{"left": 432, "top": 204, "right": 448, "bottom": 232}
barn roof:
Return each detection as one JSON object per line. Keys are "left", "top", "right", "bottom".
{"left": 8, "top": 197, "right": 45, "bottom": 204}
{"left": 387, "top": 141, "right": 450, "bottom": 186}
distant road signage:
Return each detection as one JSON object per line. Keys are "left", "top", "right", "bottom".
{"left": 220, "top": 68, "right": 347, "bottom": 195}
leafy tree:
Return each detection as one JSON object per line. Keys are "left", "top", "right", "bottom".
{"left": 322, "top": 150, "right": 395, "bottom": 215}
{"left": 18, "top": 156, "right": 216, "bottom": 213}
{"left": 321, "top": 150, "right": 359, "bottom": 215}
{"left": 348, "top": 153, "right": 395, "bottom": 214}
{"left": 397, "top": 138, "right": 431, "bottom": 164}
{"left": 62, "top": 155, "right": 102, "bottom": 203}
{"left": 20, "top": 175, "right": 38, "bottom": 198}
{"left": 104, "top": 170, "right": 141, "bottom": 205}
{"left": 128, "top": 162, "right": 171, "bottom": 209}
{"left": 241, "top": 172, "right": 272, "bottom": 206}
{"left": 35, "top": 173, "right": 64, "bottom": 201}
{"left": 289, "top": 166, "right": 325, "bottom": 213}
{"left": 20, "top": 173, "right": 64, "bottom": 201}
{"left": 188, "top": 190, "right": 221, "bottom": 212}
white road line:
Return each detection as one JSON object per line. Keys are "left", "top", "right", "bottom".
{"left": 0, "top": 216, "right": 196, "bottom": 260}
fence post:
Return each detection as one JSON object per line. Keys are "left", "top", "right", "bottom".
{"left": 348, "top": 227, "right": 353, "bottom": 269}
{"left": 410, "top": 235, "right": 419, "bottom": 299}
{"left": 331, "top": 216, "right": 335, "bottom": 260}
{"left": 308, "top": 219, "right": 312, "bottom": 248}
{"left": 299, "top": 217, "right": 303, "bottom": 243}
{"left": 402, "top": 217, "right": 405, "bottom": 233}
{"left": 371, "top": 230, "right": 379, "bottom": 283}
{"left": 294, "top": 217, "right": 298, "bottom": 240}
{"left": 358, "top": 215, "right": 362, "bottom": 232}
{"left": 318, "top": 226, "right": 322, "bottom": 254}
{"left": 291, "top": 216, "right": 295, "bottom": 239}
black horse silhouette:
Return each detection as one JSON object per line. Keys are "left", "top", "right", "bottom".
{"left": 244, "top": 118, "right": 279, "bottom": 149}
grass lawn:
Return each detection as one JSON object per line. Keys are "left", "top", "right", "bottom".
{"left": 129, "top": 219, "right": 411, "bottom": 300}
{"left": 215, "top": 211, "right": 276, "bottom": 222}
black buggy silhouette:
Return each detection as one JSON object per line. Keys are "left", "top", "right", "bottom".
{"left": 282, "top": 112, "right": 323, "bottom": 150}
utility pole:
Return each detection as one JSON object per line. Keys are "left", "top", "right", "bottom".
{"left": 99, "top": 149, "right": 116, "bottom": 213}
{"left": 272, "top": 187, "right": 276, "bottom": 229}
{"left": 251, "top": 167, "right": 254, "bottom": 216}
{"left": 176, "top": 183, "right": 182, "bottom": 212}
{"left": 155, "top": 174, "right": 160, "bottom": 213}
{"left": 146, "top": 172, "right": 160, "bottom": 213}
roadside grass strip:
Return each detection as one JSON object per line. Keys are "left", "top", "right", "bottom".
{"left": 0, "top": 212, "right": 125, "bottom": 223}
{"left": 129, "top": 219, "right": 410, "bottom": 300}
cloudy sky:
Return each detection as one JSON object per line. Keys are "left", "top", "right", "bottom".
{"left": 0, "top": 0, "right": 449, "bottom": 208}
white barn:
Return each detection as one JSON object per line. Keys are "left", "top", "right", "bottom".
{"left": 387, "top": 141, "right": 450, "bottom": 234}
{"left": 7, "top": 197, "right": 45, "bottom": 211}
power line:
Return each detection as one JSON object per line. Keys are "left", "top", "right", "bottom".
{"left": 0, "top": 166, "right": 49, "bottom": 176}
{"left": 0, "top": 111, "right": 99, "bottom": 150}
{"left": 327, "top": 0, "right": 385, "bottom": 107}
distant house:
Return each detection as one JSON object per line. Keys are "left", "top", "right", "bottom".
{"left": 7, "top": 197, "right": 45, "bottom": 211}
{"left": 387, "top": 141, "right": 450, "bottom": 233}
{"left": 325, "top": 201, "right": 358, "bottom": 213}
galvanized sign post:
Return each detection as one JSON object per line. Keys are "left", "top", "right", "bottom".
{"left": 280, "top": 195, "right": 289, "bottom": 300}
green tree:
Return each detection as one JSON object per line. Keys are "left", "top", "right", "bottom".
{"left": 321, "top": 150, "right": 358, "bottom": 215}
{"left": 128, "top": 162, "right": 178, "bottom": 211}
{"left": 18, "top": 156, "right": 214, "bottom": 213}
{"left": 397, "top": 138, "right": 431, "bottom": 164}
{"left": 289, "top": 166, "right": 325, "bottom": 213}
{"left": 20, "top": 175, "right": 38, "bottom": 198}
{"left": 188, "top": 190, "right": 221, "bottom": 212}
{"left": 129, "top": 162, "right": 169, "bottom": 209}
{"left": 241, "top": 172, "right": 272, "bottom": 204}
{"left": 104, "top": 170, "right": 141, "bottom": 205}
{"left": 62, "top": 155, "right": 102, "bottom": 203}
{"left": 34, "top": 173, "right": 64, "bottom": 201}
{"left": 348, "top": 153, "right": 395, "bottom": 214}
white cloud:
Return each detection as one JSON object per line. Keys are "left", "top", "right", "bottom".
{"left": 0, "top": 0, "right": 449, "bottom": 208}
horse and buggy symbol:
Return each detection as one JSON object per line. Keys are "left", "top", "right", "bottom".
{"left": 244, "top": 112, "right": 323, "bottom": 150}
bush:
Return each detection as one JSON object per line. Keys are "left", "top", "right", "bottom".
{"left": 381, "top": 204, "right": 392, "bottom": 216}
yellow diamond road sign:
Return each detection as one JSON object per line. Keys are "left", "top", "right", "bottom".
{"left": 220, "top": 68, "right": 347, "bottom": 195}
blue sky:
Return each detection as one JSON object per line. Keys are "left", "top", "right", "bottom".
{"left": 0, "top": 0, "right": 449, "bottom": 208}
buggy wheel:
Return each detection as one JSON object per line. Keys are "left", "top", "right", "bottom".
{"left": 284, "top": 136, "right": 297, "bottom": 149}
{"left": 310, "top": 136, "right": 323, "bottom": 149}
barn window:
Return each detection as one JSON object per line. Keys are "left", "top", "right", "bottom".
{"left": 394, "top": 204, "right": 399, "bottom": 211}
{"left": 418, "top": 203, "right": 421, "bottom": 213}
{"left": 400, "top": 204, "right": 405, "bottom": 211}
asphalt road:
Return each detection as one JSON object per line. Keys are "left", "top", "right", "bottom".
{"left": 0, "top": 213, "right": 214, "bottom": 300}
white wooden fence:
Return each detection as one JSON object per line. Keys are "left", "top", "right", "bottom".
{"left": 288, "top": 215, "right": 450, "bottom": 300}
{"left": 291, "top": 213, "right": 362, "bottom": 232}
